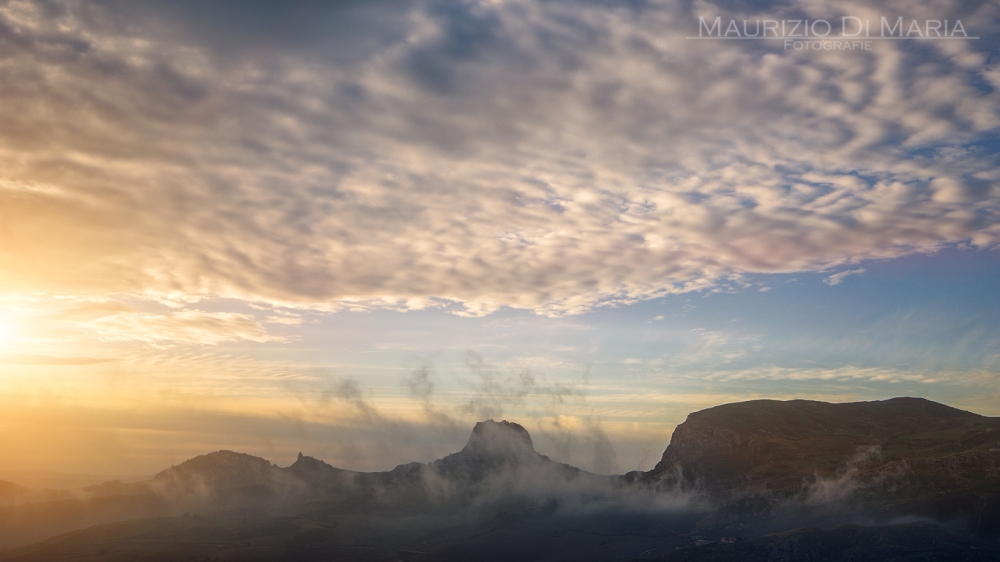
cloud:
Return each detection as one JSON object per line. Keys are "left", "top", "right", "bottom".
{"left": 86, "top": 310, "right": 286, "bottom": 345}
{"left": 0, "top": 354, "right": 111, "bottom": 365}
{"left": 699, "top": 365, "right": 942, "bottom": 384}
{"left": 405, "top": 359, "right": 436, "bottom": 401}
{"left": 803, "top": 445, "right": 887, "bottom": 505}
{"left": 0, "top": 0, "right": 997, "bottom": 315}
{"left": 461, "top": 351, "right": 581, "bottom": 420}
{"left": 824, "top": 268, "right": 866, "bottom": 286}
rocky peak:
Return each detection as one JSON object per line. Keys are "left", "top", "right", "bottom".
{"left": 428, "top": 420, "right": 544, "bottom": 482}
{"left": 462, "top": 420, "right": 536, "bottom": 460}
{"left": 286, "top": 453, "right": 343, "bottom": 477}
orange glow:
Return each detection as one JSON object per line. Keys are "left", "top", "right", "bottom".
{"left": 0, "top": 316, "right": 16, "bottom": 347}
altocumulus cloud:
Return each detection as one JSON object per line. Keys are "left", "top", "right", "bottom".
{"left": 0, "top": 0, "right": 997, "bottom": 316}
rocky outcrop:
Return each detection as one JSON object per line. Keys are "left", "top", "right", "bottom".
{"left": 646, "top": 398, "right": 1000, "bottom": 536}
{"left": 430, "top": 420, "right": 579, "bottom": 483}
{"left": 650, "top": 397, "right": 999, "bottom": 495}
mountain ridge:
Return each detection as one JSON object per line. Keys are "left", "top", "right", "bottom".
{"left": 1, "top": 398, "right": 998, "bottom": 555}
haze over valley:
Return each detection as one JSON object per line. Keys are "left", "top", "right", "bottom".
{"left": 1, "top": 398, "right": 999, "bottom": 561}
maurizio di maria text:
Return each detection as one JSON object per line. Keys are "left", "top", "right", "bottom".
{"left": 697, "top": 17, "right": 969, "bottom": 38}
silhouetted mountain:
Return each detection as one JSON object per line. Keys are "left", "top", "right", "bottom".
{"left": 2, "top": 399, "right": 999, "bottom": 560}
{"left": 150, "top": 450, "right": 291, "bottom": 502}
{"left": 0, "top": 480, "right": 32, "bottom": 507}
{"left": 645, "top": 397, "right": 1000, "bottom": 536}
{"left": 651, "top": 397, "right": 995, "bottom": 489}
{"left": 431, "top": 420, "right": 582, "bottom": 482}
{"left": 65, "top": 420, "right": 604, "bottom": 513}
{"left": 349, "top": 420, "right": 606, "bottom": 511}
{"left": 0, "top": 479, "right": 75, "bottom": 507}
{"left": 284, "top": 452, "right": 357, "bottom": 496}
{"left": 449, "top": 420, "right": 536, "bottom": 460}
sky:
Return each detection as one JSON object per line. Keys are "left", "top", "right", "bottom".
{"left": 0, "top": 0, "right": 998, "bottom": 480}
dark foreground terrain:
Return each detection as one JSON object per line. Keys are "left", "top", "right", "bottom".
{"left": 5, "top": 515, "right": 1000, "bottom": 561}
{"left": 1, "top": 398, "right": 999, "bottom": 561}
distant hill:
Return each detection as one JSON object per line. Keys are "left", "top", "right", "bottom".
{"left": 149, "top": 450, "right": 302, "bottom": 503}
{"left": 0, "top": 480, "right": 32, "bottom": 507}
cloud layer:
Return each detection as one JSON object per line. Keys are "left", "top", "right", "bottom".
{"left": 0, "top": 0, "right": 997, "bottom": 315}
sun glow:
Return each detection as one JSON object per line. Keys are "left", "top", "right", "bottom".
{"left": 0, "top": 316, "right": 17, "bottom": 347}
